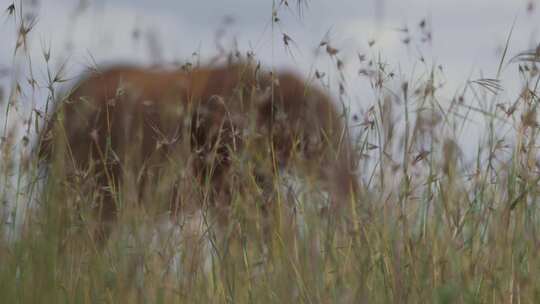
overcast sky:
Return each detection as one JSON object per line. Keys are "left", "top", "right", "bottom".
{"left": 2, "top": 0, "right": 539, "bottom": 97}
{"left": 1, "top": 0, "right": 539, "bottom": 154}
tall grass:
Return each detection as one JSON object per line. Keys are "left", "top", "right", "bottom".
{"left": 2, "top": 1, "right": 540, "bottom": 303}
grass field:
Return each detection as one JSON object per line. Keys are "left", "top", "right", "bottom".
{"left": 2, "top": 1, "right": 540, "bottom": 303}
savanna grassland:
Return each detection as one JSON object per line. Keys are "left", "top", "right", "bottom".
{"left": 2, "top": 1, "right": 540, "bottom": 303}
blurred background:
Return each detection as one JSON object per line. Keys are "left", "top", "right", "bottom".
{"left": 2, "top": 2, "right": 539, "bottom": 90}
{"left": 1, "top": 0, "right": 539, "bottom": 154}
{"left": 4, "top": 3, "right": 540, "bottom": 301}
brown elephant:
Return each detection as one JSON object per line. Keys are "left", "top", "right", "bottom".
{"left": 38, "top": 62, "right": 359, "bottom": 242}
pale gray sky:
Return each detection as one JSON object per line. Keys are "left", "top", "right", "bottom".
{"left": 2, "top": 1, "right": 538, "bottom": 94}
